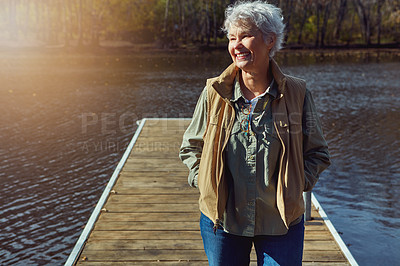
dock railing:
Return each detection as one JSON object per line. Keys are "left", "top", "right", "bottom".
{"left": 304, "top": 191, "right": 312, "bottom": 221}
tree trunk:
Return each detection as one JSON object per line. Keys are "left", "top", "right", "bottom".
{"left": 9, "top": 0, "right": 17, "bottom": 40}
{"left": 163, "top": 0, "right": 169, "bottom": 47}
{"left": 90, "top": 0, "right": 100, "bottom": 47}
{"left": 66, "top": 0, "right": 73, "bottom": 45}
{"left": 346, "top": 6, "right": 356, "bottom": 46}
{"left": 63, "top": 0, "right": 69, "bottom": 46}
{"left": 297, "top": 0, "right": 310, "bottom": 44}
{"left": 178, "top": 0, "right": 186, "bottom": 43}
{"left": 187, "top": 0, "right": 197, "bottom": 42}
{"left": 44, "top": 0, "right": 50, "bottom": 44}
{"left": 22, "top": 0, "right": 30, "bottom": 39}
{"left": 284, "top": 0, "right": 296, "bottom": 43}
{"left": 53, "top": 0, "right": 61, "bottom": 44}
{"left": 354, "top": 0, "right": 371, "bottom": 46}
{"left": 77, "top": 0, "right": 84, "bottom": 46}
{"left": 34, "top": 0, "right": 40, "bottom": 40}
{"left": 213, "top": 0, "right": 217, "bottom": 45}
{"left": 206, "top": 0, "right": 211, "bottom": 47}
{"left": 315, "top": 0, "right": 322, "bottom": 47}
{"left": 200, "top": 0, "right": 205, "bottom": 44}
{"left": 334, "top": 0, "right": 347, "bottom": 41}
{"left": 377, "top": 0, "right": 385, "bottom": 45}
{"left": 320, "top": 1, "right": 332, "bottom": 47}
{"left": 163, "top": 0, "right": 169, "bottom": 33}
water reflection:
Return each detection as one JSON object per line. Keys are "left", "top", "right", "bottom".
{"left": 0, "top": 49, "right": 399, "bottom": 265}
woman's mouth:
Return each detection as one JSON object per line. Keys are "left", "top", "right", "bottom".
{"left": 236, "top": 52, "right": 250, "bottom": 60}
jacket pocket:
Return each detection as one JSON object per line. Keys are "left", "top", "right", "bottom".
{"left": 209, "top": 113, "right": 227, "bottom": 129}
{"left": 209, "top": 113, "right": 219, "bottom": 126}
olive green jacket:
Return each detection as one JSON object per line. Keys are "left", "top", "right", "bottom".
{"left": 189, "top": 59, "right": 330, "bottom": 229}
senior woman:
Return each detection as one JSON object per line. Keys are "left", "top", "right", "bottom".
{"left": 179, "top": 1, "right": 330, "bottom": 265}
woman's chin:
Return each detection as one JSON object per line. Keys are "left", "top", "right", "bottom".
{"left": 235, "top": 60, "right": 251, "bottom": 70}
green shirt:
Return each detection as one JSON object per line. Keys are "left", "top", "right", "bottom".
{"left": 180, "top": 74, "right": 322, "bottom": 236}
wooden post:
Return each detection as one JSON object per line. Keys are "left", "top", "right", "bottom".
{"left": 304, "top": 191, "right": 312, "bottom": 221}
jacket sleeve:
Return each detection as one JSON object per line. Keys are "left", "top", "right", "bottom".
{"left": 179, "top": 87, "right": 207, "bottom": 188}
{"left": 302, "top": 89, "right": 331, "bottom": 191}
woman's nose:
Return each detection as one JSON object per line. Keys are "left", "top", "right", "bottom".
{"left": 233, "top": 39, "right": 243, "bottom": 49}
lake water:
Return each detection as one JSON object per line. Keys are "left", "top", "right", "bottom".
{"left": 0, "top": 48, "right": 399, "bottom": 265}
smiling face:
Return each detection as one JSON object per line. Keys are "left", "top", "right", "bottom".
{"left": 228, "top": 22, "right": 274, "bottom": 73}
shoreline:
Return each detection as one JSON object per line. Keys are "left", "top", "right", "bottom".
{"left": 0, "top": 39, "right": 399, "bottom": 55}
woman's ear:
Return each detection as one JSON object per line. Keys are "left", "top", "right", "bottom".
{"left": 267, "top": 35, "right": 276, "bottom": 49}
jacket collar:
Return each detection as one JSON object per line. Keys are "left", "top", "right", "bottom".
{"left": 208, "top": 58, "right": 287, "bottom": 100}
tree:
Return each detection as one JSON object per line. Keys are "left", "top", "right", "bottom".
{"left": 315, "top": 0, "right": 322, "bottom": 47}
{"left": 376, "top": 0, "right": 385, "bottom": 44}
{"left": 320, "top": 0, "right": 333, "bottom": 47}
{"left": 354, "top": 0, "right": 373, "bottom": 45}
{"left": 77, "top": 0, "right": 84, "bottom": 46}
{"left": 297, "top": 0, "right": 312, "bottom": 44}
{"left": 334, "top": 0, "right": 348, "bottom": 41}
{"left": 8, "top": 0, "right": 17, "bottom": 40}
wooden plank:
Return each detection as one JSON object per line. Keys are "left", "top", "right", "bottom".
{"left": 111, "top": 186, "right": 195, "bottom": 195}
{"left": 135, "top": 135, "right": 185, "bottom": 143}
{"left": 124, "top": 157, "right": 185, "bottom": 165}
{"left": 123, "top": 159, "right": 187, "bottom": 172}
{"left": 117, "top": 170, "right": 188, "bottom": 177}
{"left": 84, "top": 239, "right": 204, "bottom": 251}
{"left": 94, "top": 221, "right": 200, "bottom": 231}
{"left": 98, "top": 212, "right": 200, "bottom": 222}
{"left": 78, "top": 249, "right": 207, "bottom": 261}
{"left": 303, "top": 250, "right": 347, "bottom": 262}
{"left": 114, "top": 179, "right": 190, "bottom": 189}
{"left": 129, "top": 150, "right": 181, "bottom": 158}
{"left": 106, "top": 194, "right": 199, "bottom": 204}
{"left": 102, "top": 203, "right": 199, "bottom": 213}
{"left": 82, "top": 239, "right": 339, "bottom": 252}
{"left": 78, "top": 250, "right": 345, "bottom": 262}
{"left": 89, "top": 230, "right": 202, "bottom": 240}
{"left": 88, "top": 229, "right": 332, "bottom": 242}
{"left": 142, "top": 119, "right": 191, "bottom": 128}
{"left": 304, "top": 240, "right": 341, "bottom": 251}
{"left": 304, "top": 230, "right": 335, "bottom": 240}
{"left": 93, "top": 220, "right": 329, "bottom": 232}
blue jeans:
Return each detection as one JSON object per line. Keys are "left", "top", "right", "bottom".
{"left": 200, "top": 213, "right": 304, "bottom": 266}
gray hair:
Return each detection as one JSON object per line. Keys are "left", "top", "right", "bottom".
{"left": 223, "top": 0, "right": 285, "bottom": 57}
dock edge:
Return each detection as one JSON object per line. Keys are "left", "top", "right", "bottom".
{"left": 64, "top": 119, "right": 148, "bottom": 266}
{"left": 312, "top": 193, "right": 359, "bottom": 266}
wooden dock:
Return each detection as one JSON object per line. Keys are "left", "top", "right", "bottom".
{"left": 66, "top": 118, "right": 357, "bottom": 266}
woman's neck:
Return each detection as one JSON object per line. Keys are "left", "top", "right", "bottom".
{"left": 239, "top": 66, "right": 272, "bottom": 100}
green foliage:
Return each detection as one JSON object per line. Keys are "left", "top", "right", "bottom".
{"left": 0, "top": 0, "right": 398, "bottom": 48}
